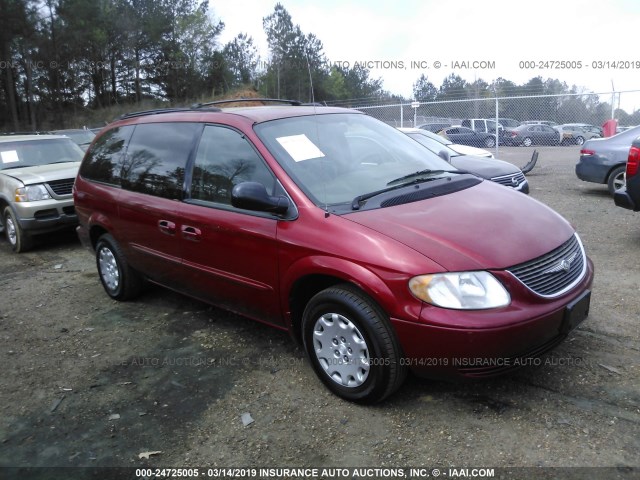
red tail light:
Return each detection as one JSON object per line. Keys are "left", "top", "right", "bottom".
{"left": 627, "top": 145, "right": 640, "bottom": 178}
{"left": 580, "top": 149, "right": 595, "bottom": 156}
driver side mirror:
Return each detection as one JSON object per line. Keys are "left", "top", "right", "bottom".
{"left": 231, "top": 181, "right": 290, "bottom": 215}
{"left": 438, "top": 150, "right": 451, "bottom": 163}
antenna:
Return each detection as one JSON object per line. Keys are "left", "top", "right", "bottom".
{"left": 305, "top": 54, "right": 329, "bottom": 217}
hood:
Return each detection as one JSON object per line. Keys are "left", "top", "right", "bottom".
{"left": 449, "top": 144, "right": 493, "bottom": 158}
{"left": 346, "top": 180, "right": 574, "bottom": 272}
{"left": 1, "top": 162, "right": 81, "bottom": 185}
{"left": 449, "top": 155, "right": 520, "bottom": 179}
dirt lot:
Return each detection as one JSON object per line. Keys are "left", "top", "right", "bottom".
{"left": 0, "top": 146, "right": 638, "bottom": 478}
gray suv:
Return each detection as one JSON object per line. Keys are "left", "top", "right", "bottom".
{"left": 0, "top": 135, "right": 84, "bottom": 252}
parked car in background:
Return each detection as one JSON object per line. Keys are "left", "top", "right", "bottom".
{"left": 0, "top": 134, "right": 84, "bottom": 252}
{"left": 418, "top": 122, "right": 451, "bottom": 133}
{"left": 50, "top": 128, "right": 96, "bottom": 151}
{"left": 564, "top": 123, "right": 603, "bottom": 137}
{"left": 613, "top": 136, "right": 640, "bottom": 210}
{"left": 439, "top": 126, "right": 498, "bottom": 148}
{"left": 461, "top": 118, "right": 503, "bottom": 134}
{"left": 74, "top": 103, "right": 593, "bottom": 403}
{"left": 522, "top": 120, "right": 558, "bottom": 127}
{"left": 498, "top": 118, "right": 521, "bottom": 129}
{"left": 410, "top": 127, "right": 494, "bottom": 158}
{"left": 399, "top": 128, "right": 528, "bottom": 193}
{"left": 503, "top": 124, "right": 561, "bottom": 146}
{"left": 576, "top": 125, "right": 640, "bottom": 195}
{"left": 554, "top": 124, "right": 601, "bottom": 146}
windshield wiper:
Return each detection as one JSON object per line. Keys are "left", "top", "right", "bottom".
{"left": 386, "top": 169, "right": 446, "bottom": 186}
{"left": 352, "top": 175, "right": 446, "bottom": 210}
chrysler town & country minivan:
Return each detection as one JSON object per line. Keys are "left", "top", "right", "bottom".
{"left": 73, "top": 102, "right": 594, "bottom": 403}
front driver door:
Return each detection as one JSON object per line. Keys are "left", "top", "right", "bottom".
{"left": 178, "top": 125, "right": 284, "bottom": 326}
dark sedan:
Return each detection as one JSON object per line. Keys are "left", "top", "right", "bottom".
{"left": 438, "top": 126, "right": 497, "bottom": 148}
{"left": 503, "top": 124, "right": 560, "bottom": 147}
{"left": 576, "top": 125, "right": 640, "bottom": 195}
{"left": 400, "top": 128, "right": 528, "bottom": 193}
{"left": 614, "top": 136, "right": 640, "bottom": 210}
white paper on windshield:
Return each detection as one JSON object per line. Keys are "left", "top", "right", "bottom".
{"left": 276, "top": 134, "right": 325, "bottom": 162}
{"left": 1, "top": 150, "right": 19, "bottom": 164}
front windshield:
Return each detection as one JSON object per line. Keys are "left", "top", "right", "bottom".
{"left": 255, "top": 113, "right": 455, "bottom": 206}
{"left": 63, "top": 130, "right": 96, "bottom": 145}
{"left": 0, "top": 138, "right": 84, "bottom": 170}
{"left": 406, "top": 132, "right": 459, "bottom": 158}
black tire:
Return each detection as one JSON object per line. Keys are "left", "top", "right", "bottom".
{"left": 95, "top": 233, "right": 143, "bottom": 300}
{"left": 3, "top": 207, "right": 33, "bottom": 253}
{"left": 574, "top": 136, "right": 585, "bottom": 146}
{"left": 301, "top": 284, "right": 406, "bottom": 403}
{"left": 522, "top": 137, "right": 533, "bottom": 147}
{"left": 607, "top": 165, "right": 626, "bottom": 196}
{"left": 484, "top": 136, "right": 496, "bottom": 148}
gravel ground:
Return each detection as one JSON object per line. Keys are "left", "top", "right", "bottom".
{"left": 0, "top": 145, "right": 638, "bottom": 479}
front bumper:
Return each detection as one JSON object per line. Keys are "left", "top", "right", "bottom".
{"left": 12, "top": 198, "right": 78, "bottom": 234}
{"left": 390, "top": 257, "right": 594, "bottom": 379}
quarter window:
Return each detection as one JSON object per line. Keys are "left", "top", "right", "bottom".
{"left": 79, "top": 126, "right": 134, "bottom": 184}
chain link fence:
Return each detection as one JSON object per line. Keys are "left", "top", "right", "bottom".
{"left": 353, "top": 91, "right": 640, "bottom": 135}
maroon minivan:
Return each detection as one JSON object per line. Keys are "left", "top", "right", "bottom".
{"left": 73, "top": 103, "right": 594, "bottom": 403}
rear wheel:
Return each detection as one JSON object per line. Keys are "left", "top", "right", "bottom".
{"left": 302, "top": 284, "right": 406, "bottom": 403}
{"left": 607, "top": 165, "right": 626, "bottom": 195}
{"left": 574, "top": 136, "right": 585, "bottom": 146}
{"left": 522, "top": 137, "right": 533, "bottom": 147}
{"left": 3, "top": 207, "right": 33, "bottom": 253}
{"left": 95, "top": 233, "right": 143, "bottom": 300}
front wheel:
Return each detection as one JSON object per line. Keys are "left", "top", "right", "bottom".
{"left": 484, "top": 136, "right": 496, "bottom": 148}
{"left": 574, "top": 136, "right": 585, "bottom": 146}
{"left": 302, "top": 285, "right": 406, "bottom": 403}
{"left": 607, "top": 165, "right": 626, "bottom": 195}
{"left": 3, "top": 207, "right": 33, "bottom": 253}
{"left": 95, "top": 233, "right": 143, "bottom": 300}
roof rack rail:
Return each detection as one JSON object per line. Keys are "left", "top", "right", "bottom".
{"left": 119, "top": 106, "right": 222, "bottom": 120}
{"left": 191, "top": 98, "right": 302, "bottom": 108}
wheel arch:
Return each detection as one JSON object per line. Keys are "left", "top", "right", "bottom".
{"left": 284, "top": 257, "right": 401, "bottom": 345}
{"left": 606, "top": 162, "right": 627, "bottom": 183}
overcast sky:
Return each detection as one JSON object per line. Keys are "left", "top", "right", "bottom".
{"left": 211, "top": 0, "right": 640, "bottom": 113}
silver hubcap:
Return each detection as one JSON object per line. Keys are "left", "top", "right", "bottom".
{"left": 98, "top": 246, "right": 120, "bottom": 292}
{"left": 312, "top": 313, "right": 370, "bottom": 387}
{"left": 524, "top": 138, "right": 532, "bottom": 146}
{"left": 6, "top": 216, "right": 16, "bottom": 246}
{"left": 613, "top": 172, "right": 626, "bottom": 190}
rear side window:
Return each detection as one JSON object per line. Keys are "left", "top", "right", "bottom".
{"left": 190, "top": 125, "right": 276, "bottom": 205}
{"left": 79, "top": 126, "right": 134, "bottom": 184}
{"left": 120, "top": 123, "right": 200, "bottom": 199}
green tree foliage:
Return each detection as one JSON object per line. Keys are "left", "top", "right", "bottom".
{"left": 413, "top": 74, "right": 437, "bottom": 102}
{"left": 223, "top": 33, "right": 259, "bottom": 87}
{"left": 0, "top": 1, "right": 635, "bottom": 131}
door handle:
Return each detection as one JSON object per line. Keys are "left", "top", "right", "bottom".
{"left": 181, "top": 225, "right": 202, "bottom": 241}
{"left": 158, "top": 220, "right": 176, "bottom": 235}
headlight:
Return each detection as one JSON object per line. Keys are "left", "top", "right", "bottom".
{"left": 409, "top": 271, "right": 510, "bottom": 310}
{"left": 15, "top": 184, "right": 51, "bottom": 202}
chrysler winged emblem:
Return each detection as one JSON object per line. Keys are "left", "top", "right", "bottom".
{"left": 542, "top": 252, "right": 578, "bottom": 275}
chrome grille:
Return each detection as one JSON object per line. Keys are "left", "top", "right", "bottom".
{"left": 491, "top": 171, "right": 526, "bottom": 188}
{"left": 47, "top": 178, "right": 75, "bottom": 196}
{"left": 507, "top": 234, "right": 586, "bottom": 297}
